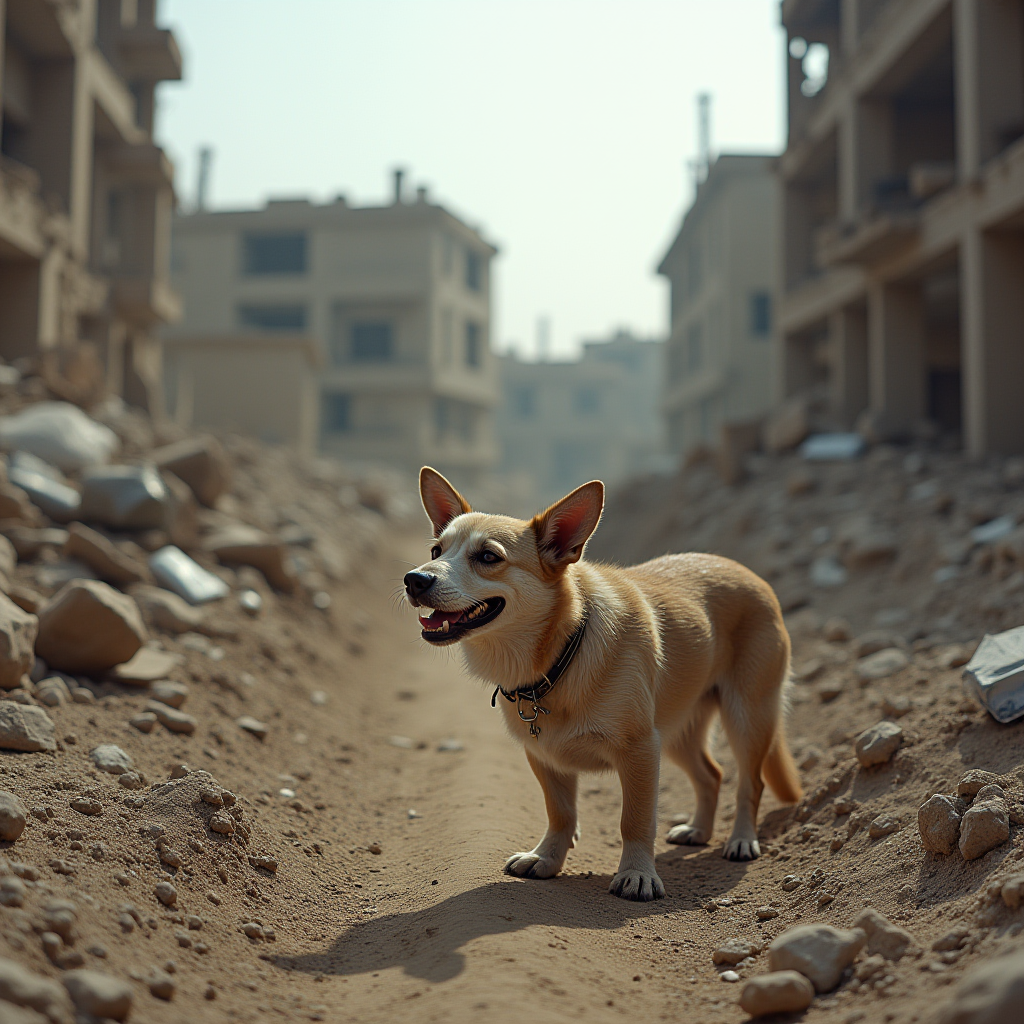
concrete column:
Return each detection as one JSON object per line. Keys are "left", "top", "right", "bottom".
{"left": 829, "top": 304, "right": 869, "bottom": 428}
{"left": 960, "top": 228, "right": 1024, "bottom": 456}
{"left": 867, "top": 281, "right": 926, "bottom": 438}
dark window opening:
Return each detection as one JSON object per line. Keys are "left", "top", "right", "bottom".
{"left": 465, "top": 322, "right": 482, "bottom": 367}
{"left": 512, "top": 385, "right": 535, "bottom": 417}
{"left": 573, "top": 386, "right": 600, "bottom": 414}
{"left": 322, "top": 393, "right": 352, "bottom": 433}
{"left": 242, "top": 232, "right": 307, "bottom": 275}
{"left": 466, "top": 250, "right": 483, "bottom": 292}
{"left": 351, "top": 322, "right": 394, "bottom": 362}
{"left": 237, "top": 305, "right": 307, "bottom": 331}
{"left": 750, "top": 292, "right": 772, "bottom": 337}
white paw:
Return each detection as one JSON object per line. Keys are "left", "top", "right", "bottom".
{"left": 666, "top": 823, "right": 710, "bottom": 846}
{"left": 503, "top": 852, "right": 561, "bottom": 879}
{"left": 723, "top": 837, "right": 761, "bottom": 861}
{"left": 609, "top": 868, "right": 665, "bottom": 902}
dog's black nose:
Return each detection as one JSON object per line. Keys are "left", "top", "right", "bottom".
{"left": 404, "top": 571, "right": 436, "bottom": 598}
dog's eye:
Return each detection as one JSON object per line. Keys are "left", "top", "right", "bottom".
{"left": 430, "top": 545, "right": 442, "bottom": 560}
{"left": 478, "top": 550, "right": 502, "bottom": 564}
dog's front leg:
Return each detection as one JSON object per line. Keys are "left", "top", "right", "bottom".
{"left": 609, "top": 734, "right": 665, "bottom": 901}
{"left": 504, "top": 750, "right": 578, "bottom": 880}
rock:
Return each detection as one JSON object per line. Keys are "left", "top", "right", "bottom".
{"left": 62, "top": 969, "right": 132, "bottom": 1021}
{"left": 815, "top": 678, "right": 844, "bottom": 702}
{"left": 146, "top": 702, "right": 197, "bottom": 735}
{"left": 823, "top": 616, "right": 851, "bottom": 642}
{"left": 7, "top": 584, "right": 42, "bottom": 616}
{"left": 35, "top": 581, "right": 146, "bottom": 675}
{"left": 768, "top": 923, "right": 866, "bottom": 993}
{"left": 0, "top": 875, "right": 25, "bottom": 905}
{"left": 756, "top": 906, "right": 779, "bottom": 921}
{"left": 8, "top": 464, "right": 80, "bottom": 523}
{"left": 208, "top": 811, "right": 235, "bottom": 835}
{"left": 854, "top": 721, "right": 903, "bottom": 767}
{"left": 957, "top": 770, "right": 1004, "bottom": 799}
{"left": 0, "top": 955, "right": 73, "bottom": 1021}
{"left": 0, "top": 402, "right": 118, "bottom": 472}
{"left": 0, "top": 792, "right": 27, "bottom": 841}
{"left": 712, "top": 938, "right": 760, "bottom": 965}
{"left": 247, "top": 854, "right": 278, "bottom": 873}
{"left": 852, "top": 908, "right": 914, "bottom": 960}
{"left": 90, "top": 745, "right": 133, "bottom": 775}
{"left": 79, "top": 465, "right": 170, "bottom": 530}
{"left": 129, "top": 712, "right": 157, "bottom": 733}
{"left": 4, "top": 528, "right": 68, "bottom": 562}
{"left": 71, "top": 687, "right": 95, "bottom": 704}
{"left": 63, "top": 523, "right": 149, "bottom": 586}
{"left": 130, "top": 584, "right": 207, "bottom": 634}
{"left": 720, "top": 970, "right": 740, "bottom": 982}
{"left": 204, "top": 526, "right": 296, "bottom": 593}
{"left": 868, "top": 813, "right": 901, "bottom": 839}
{"left": 0, "top": 536, "right": 15, "bottom": 578}
{"left": 0, "top": 594, "right": 38, "bottom": 691}
{"left": 70, "top": 796, "right": 102, "bottom": 816}
{"left": 1001, "top": 874, "right": 1024, "bottom": 910}
{"left": 798, "top": 746, "right": 823, "bottom": 770}
{"left": 107, "top": 647, "right": 182, "bottom": 685}
{"left": 0, "top": 704, "right": 56, "bottom": 752}
{"left": 152, "top": 435, "right": 231, "bottom": 507}
{"left": 810, "top": 556, "right": 848, "bottom": 589}
{"left": 154, "top": 881, "right": 177, "bottom": 907}
{"left": 937, "top": 948, "right": 1024, "bottom": 1024}
{"left": 881, "top": 694, "right": 912, "bottom": 717}
{"left": 148, "top": 680, "right": 188, "bottom": 708}
{"left": 35, "top": 676, "right": 70, "bottom": 707}
{"left": 147, "top": 969, "right": 175, "bottom": 1000}
{"left": 856, "top": 630, "right": 902, "bottom": 657}
{"left": 739, "top": 970, "right": 815, "bottom": 1017}
{"left": 148, "top": 546, "right": 229, "bottom": 605}
{"left": 780, "top": 875, "right": 802, "bottom": 892}
{"left": 919, "top": 794, "right": 963, "bottom": 855}
{"left": 118, "top": 771, "right": 144, "bottom": 790}
{"left": 845, "top": 530, "right": 899, "bottom": 570}
{"left": 856, "top": 648, "right": 910, "bottom": 682}
{"left": 959, "top": 797, "right": 1010, "bottom": 860}
{"left": 932, "top": 929, "right": 970, "bottom": 952}
{"left": 236, "top": 715, "right": 268, "bottom": 740}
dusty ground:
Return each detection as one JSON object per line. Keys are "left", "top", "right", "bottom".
{"left": 3, "top": 448, "right": 1024, "bottom": 1022}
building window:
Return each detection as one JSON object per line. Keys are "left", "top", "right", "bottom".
{"left": 687, "top": 322, "right": 703, "bottom": 371}
{"left": 242, "top": 232, "right": 307, "bottom": 275}
{"left": 750, "top": 291, "right": 772, "bottom": 337}
{"left": 465, "top": 321, "right": 482, "bottom": 368}
{"left": 512, "top": 385, "right": 536, "bottom": 418}
{"left": 238, "top": 304, "right": 307, "bottom": 331}
{"left": 435, "top": 398, "right": 476, "bottom": 442}
{"left": 465, "top": 249, "right": 483, "bottom": 292}
{"left": 440, "top": 308, "right": 454, "bottom": 365}
{"left": 351, "top": 322, "right": 394, "bottom": 362}
{"left": 573, "top": 386, "right": 600, "bottom": 415}
{"left": 322, "top": 393, "right": 352, "bottom": 433}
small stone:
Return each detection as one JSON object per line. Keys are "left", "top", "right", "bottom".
{"left": 957, "top": 770, "right": 1004, "bottom": 799}
{"left": 368, "top": 842, "right": 382, "bottom": 855}
{"left": 919, "top": 794, "right": 963, "bottom": 855}
{"left": 129, "top": 712, "right": 157, "bottom": 733}
{"left": 780, "top": 875, "right": 803, "bottom": 892}
{"left": 798, "top": 747, "right": 823, "bottom": 770}
{"left": 154, "top": 881, "right": 177, "bottom": 906}
{"left": 63, "top": 969, "right": 133, "bottom": 1021}
{"left": 186, "top": 915, "right": 203, "bottom": 929}
{"left": 199, "top": 787, "right": 224, "bottom": 807}
{"left": 175, "top": 930, "right": 192, "bottom": 948}
{"left": 247, "top": 854, "right": 278, "bottom": 873}
{"left": 0, "top": 791, "right": 27, "bottom": 841}
{"left": 236, "top": 715, "right": 268, "bottom": 740}
{"left": 856, "top": 648, "right": 910, "bottom": 682}
{"left": 71, "top": 687, "right": 96, "bottom": 704}
{"left": 739, "top": 970, "right": 815, "bottom": 1017}
{"left": 209, "top": 811, "right": 235, "bottom": 835}
{"left": 816, "top": 679, "right": 844, "bottom": 703}
{"left": 756, "top": 906, "right": 779, "bottom": 921}
{"left": 0, "top": 703, "right": 56, "bottom": 752}
{"left": 159, "top": 847, "right": 183, "bottom": 868}
{"left": 70, "top": 796, "right": 102, "bottom": 816}
{"left": 147, "top": 968, "right": 176, "bottom": 1000}
{"left": 868, "top": 813, "right": 901, "bottom": 839}
{"left": 974, "top": 783, "right": 1006, "bottom": 804}
{"left": 148, "top": 680, "right": 189, "bottom": 709}
{"left": 436, "top": 738, "right": 464, "bottom": 752}
{"left": 713, "top": 938, "right": 760, "bottom": 965}
{"left": 932, "top": 929, "right": 969, "bottom": 952}
{"left": 147, "top": 702, "right": 197, "bottom": 734}
{"left": 853, "top": 908, "right": 915, "bottom": 960}
{"left": 204, "top": 983, "right": 216, "bottom": 1000}
{"left": 959, "top": 798, "right": 1010, "bottom": 860}
{"left": 768, "top": 923, "right": 867, "bottom": 993}
{"left": 90, "top": 743, "right": 133, "bottom": 775}
{"left": 118, "top": 771, "right": 144, "bottom": 790}
{"left": 881, "top": 694, "right": 911, "bottom": 718}
{"left": 241, "top": 921, "right": 265, "bottom": 940}
{"left": 169, "top": 764, "right": 189, "bottom": 779}
{"left": 0, "top": 876, "right": 25, "bottom": 907}
{"left": 936, "top": 948, "right": 1024, "bottom": 1024}
{"left": 854, "top": 721, "right": 903, "bottom": 768}
{"left": 823, "top": 617, "right": 851, "bottom": 642}
{"left": 1002, "top": 875, "right": 1024, "bottom": 910}
{"left": 720, "top": 970, "right": 740, "bottom": 983}
{"left": 49, "top": 858, "right": 76, "bottom": 875}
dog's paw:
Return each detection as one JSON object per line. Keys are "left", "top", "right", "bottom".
{"left": 609, "top": 868, "right": 665, "bottom": 902}
{"left": 503, "top": 852, "right": 561, "bottom": 879}
{"left": 666, "top": 823, "right": 710, "bottom": 846}
{"left": 723, "top": 837, "right": 761, "bottom": 861}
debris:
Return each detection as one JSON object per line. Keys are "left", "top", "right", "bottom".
{"left": 918, "top": 794, "right": 963, "bottom": 855}
{"left": 236, "top": 715, "right": 269, "bottom": 739}
{"left": 0, "top": 703, "right": 56, "bottom": 752}
{"left": 937, "top": 948, "right": 1024, "bottom": 1024}
{"left": 130, "top": 584, "right": 209, "bottom": 633}
{"left": 146, "top": 702, "right": 197, "bottom": 735}
{"left": 204, "top": 526, "right": 296, "bottom": 593}
{"left": 854, "top": 721, "right": 903, "bottom": 768}
{"left": 154, "top": 881, "right": 177, "bottom": 907}
{"left": 768, "top": 923, "right": 866, "bottom": 993}
{"left": 712, "top": 938, "right": 760, "bottom": 965}
{"left": 0, "top": 401, "right": 118, "bottom": 471}
{"left": 739, "top": 970, "right": 815, "bottom": 1017}
{"left": 0, "top": 594, "right": 38, "bottom": 690}
{"left": 853, "top": 908, "right": 914, "bottom": 960}
{"left": 149, "top": 545, "right": 230, "bottom": 605}
{"left": 151, "top": 435, "right": 231, "bottom": 507}
{"left": 90, "top": 744, "right": 133, "bottom": 775}
{"left": 961, "top": 626, "right": 1024, "bottom": 723}
{"left": 800, "top": 433, "right": 865, "bottom": 461}
{"left": 0, "top": 792, "right": 27, "bottom": 842}
{"left": 148, "top": 680, "right": 188, "bottom": 708}
{"left": 62, "top": 969, "right": 132, "bottom": 1022}
{"left": 959, "top": 791, "right": 1009, "bottom": 860}
{"left": 107, "top": 647, "right": 182, "bottom": 685}
{"left": 64, "top": 523, "right": 149, "bottom": 586}
{"left": 0, "top": 954, "right": 74, "bottom": 1020}
{"left": 79, "top": 464, "right": 171, "bottom": 530}
{"left": 856, "top": 648, "right": 910, "bottom": 682}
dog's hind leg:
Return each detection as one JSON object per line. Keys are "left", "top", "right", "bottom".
{"left": 504, "top": 750, "right": 578, "bottom": 880}
{"left": 664, "top": 693, "right": 722, "bottom": 847}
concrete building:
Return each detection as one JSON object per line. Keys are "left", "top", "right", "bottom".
{"left": 780, "top": 0, "right": 1024, "bottom": 456}
{"left": 167, "top": 176, "right": 499, "bottom": 483}
{"left": 658, "top": 154, "right": 779, "bottom": 458}
{"left": 0, "top": 0, "right": 181, "bottom": 410}
{"left": 495, "top": 330, "right": 666, "bottom": 511}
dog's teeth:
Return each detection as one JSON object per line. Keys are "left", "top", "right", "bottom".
{"left": 421, "top": 607, "right": 434, "bottom": 616}
{"left": 442, "top": 620, "right": 449, "bottom": 633}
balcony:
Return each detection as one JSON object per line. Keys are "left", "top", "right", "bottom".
{"left": 113, "top": 275, "right": 181, "bottom": 326}
{"left": 117, "top": 26, "right": 182, "bottom": 82}
{"left": 0, "top": 157, "right": 46, "bottom": 258}
{"left": 816, "top": 211, "right": 919, "bottom": 266}
{"left": 104, "top": 143, "right": 174, "bottom": 186}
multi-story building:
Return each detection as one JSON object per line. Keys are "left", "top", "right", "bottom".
{"left": 0, "top": 0, "right": 181, "bottom": 410}
{"left": 495, "top": 330, "right": 667, "bottom": 511}
{"left": 658, "top": 154, "right": 779, "bottom": 457}
{"left": 167, "top": 175, "right": 499, "bottom": 485}
{"left": 779, "top": 0, "right": 1024, "bottom": 455}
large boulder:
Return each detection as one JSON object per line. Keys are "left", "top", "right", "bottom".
{"left": 152, "top": 435, "right": 231, "bottom": 507}
{"left": 768, "top": 923, "right": 866, "bottom": 993}
{"left": 35, "top": 580, "right": 146, "bottom": 675}
{"left": 0, "top": 593, "right": 38, "bottom": 689}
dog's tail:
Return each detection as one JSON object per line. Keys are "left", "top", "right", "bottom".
{"left": 763, "top": 729, "right": 802, "bottom": 804}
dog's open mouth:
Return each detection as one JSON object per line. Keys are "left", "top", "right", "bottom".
{"left": 418, "top": 597, "right": 505, "bottom": 644}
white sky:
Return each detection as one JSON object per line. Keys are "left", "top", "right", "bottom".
{"left": 156, "top": 0, "right": 786, "bottom": 360}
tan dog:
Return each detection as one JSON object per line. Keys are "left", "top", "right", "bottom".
{"left": 404, "top": 467, "right": 801, "bottom": 901}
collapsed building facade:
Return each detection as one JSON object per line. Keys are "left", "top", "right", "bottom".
{"left": 779, "top": 0, "right": 1024, "bottom": 456}
{"left": 0, "top": 0, "right": 180, "bottom": 410}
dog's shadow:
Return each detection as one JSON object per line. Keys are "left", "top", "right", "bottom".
{"left": 273, "top": 844, "right": 756, "bottom": 983}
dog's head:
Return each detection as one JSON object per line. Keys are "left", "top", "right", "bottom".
{"left": 404, "top": 467, "right": 604, "bottom": 647}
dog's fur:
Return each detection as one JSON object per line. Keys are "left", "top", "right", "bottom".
{"left": 405, "top": 467, "right": 802, "bottom": 901}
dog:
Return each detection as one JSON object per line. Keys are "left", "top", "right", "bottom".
{"left": 404, "top": 466, "right": 802, "bottom": 902}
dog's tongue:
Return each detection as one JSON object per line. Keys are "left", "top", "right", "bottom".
{"left": 419, "top": 608, "right": 466, "bottom": 627}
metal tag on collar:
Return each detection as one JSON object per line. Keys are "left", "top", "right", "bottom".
{"left": 517, "top": 690, "right": 550, "bottom": 739}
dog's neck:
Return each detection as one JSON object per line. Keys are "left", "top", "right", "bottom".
{"left": 461, "top": 567, "right": 587, "bottom": 692}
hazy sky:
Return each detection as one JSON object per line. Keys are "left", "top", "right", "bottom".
{"left": 157, "top": 1, "right": 785, "bottom": 360}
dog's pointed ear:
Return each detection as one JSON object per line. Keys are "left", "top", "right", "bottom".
{"left": 419, "top": 467, "right": 472, "bottom": 537}
{"left": 532, "top": 480, "right": 604, "bottom": 571}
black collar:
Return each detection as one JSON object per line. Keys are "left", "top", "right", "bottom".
{"left": 491, "top": 608, "right": 589, "bottom": 709}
